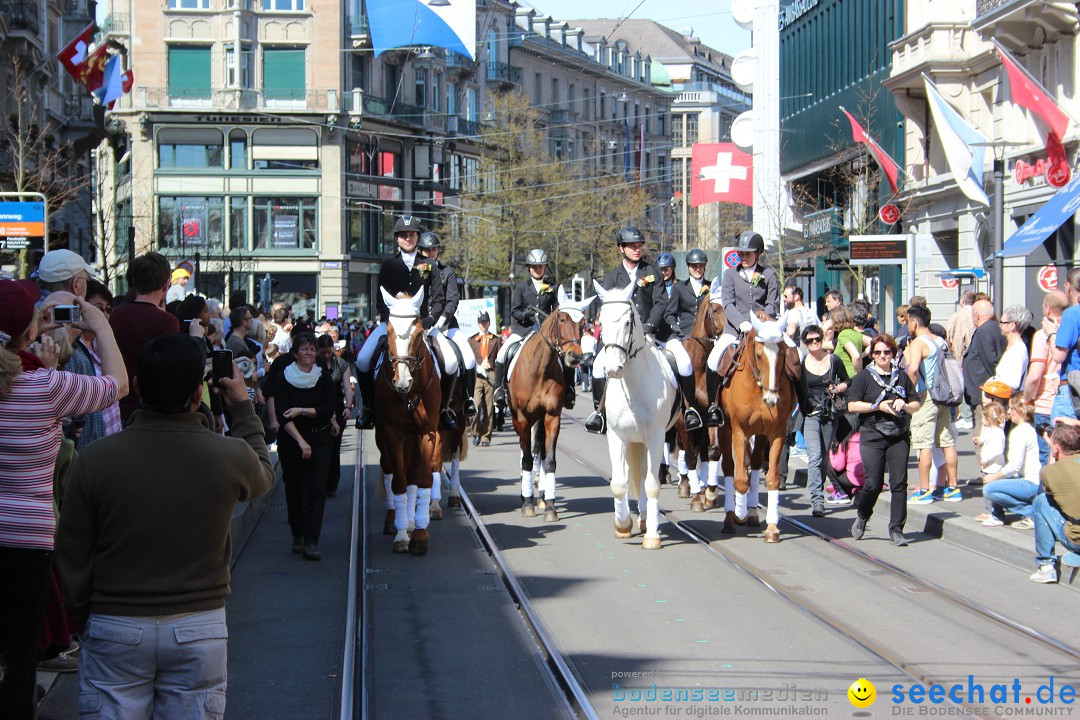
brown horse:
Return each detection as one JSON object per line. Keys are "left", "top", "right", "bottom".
{"left": 674, "top": 293, "right": 728, "bottom": 512}
{"left": 719, "top": 314, "right": 797, "bottom": 543}
{"left": 507, "top": 289, "right": 592, "bottom": 521}
{"left": 374, "top": 289, "right": 442, "bottom": 555}
{"left": 436, "top": 365, "right": 469, "bottom": 516}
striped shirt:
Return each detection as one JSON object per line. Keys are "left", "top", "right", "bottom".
{"left": 0, "top": 369, "right": 119, "bottom": 549}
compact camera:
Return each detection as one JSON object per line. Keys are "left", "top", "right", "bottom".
{"left": 52, "top": 305, "right": 82, "bottom": 324}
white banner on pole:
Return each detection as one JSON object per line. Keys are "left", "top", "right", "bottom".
{"left": 455, "top": 297, "right": 498, "bottom": 337}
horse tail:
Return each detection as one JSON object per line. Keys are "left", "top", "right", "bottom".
{"left": 532, "top": 420, "right": 545, "bottom": 460}
{"left": 627, "top": 442, "right": 645, "bottom": 501}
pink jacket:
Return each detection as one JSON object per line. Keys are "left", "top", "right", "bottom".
{"left": 829, "top": 432, "right": 865, "bottom": 487}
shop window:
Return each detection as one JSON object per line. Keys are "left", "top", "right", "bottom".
{"left": 158, "top": 196, "right": 226, "bottom": 249}
{"left": 253, "top": 197, "right": 318, "bottom": 250}
{"left": 252, "top": 127, "right": 318, "bottom": 170}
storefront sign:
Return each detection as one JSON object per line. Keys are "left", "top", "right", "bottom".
{"left": 178, "top": 201, "right": 206, "bottom": 245}
{"left": 803, "top": 207, "right": 839, "bottom": 242}
{"left": 778, "top": 0, "right": 820, "bottom": 30}
{"left": 878, "top": 204, "right": 900, "bottom": 226}
{"left": 940, "top": 276, "right": 959, "bottom": 290}
{"left": 321, "top": 261, "right": 343, "bottom": 270}
{"left": 848, "top": 235, "right": 907, "bottom": 265}
{"left": 1038, "top": 264, "right": 1058, "bottom": 292}
{"left": 272, "top": 211, "right": 299, "bottom": 247}
{"left": 1015, "top": 156, "right": 1072, "bottom": 188}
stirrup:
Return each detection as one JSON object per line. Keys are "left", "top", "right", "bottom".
{"left": 563, "top": 390, "right": 576, "bottom": 409}
{"left": 465, "top": 397, "right": 477, "bottom": 417}
{"left": 684, "top": 407, "right": 703, "bottom": 431}
{"left": 440, "top": 409, "right": 459, "bottom": 431}
{"left": 584, "top": 411, "right": 606, "bottom": 435}
{"left": 355, "top": 409, "right": 374, "bottom": 430}
{"left": 706, "top": 405, "right": 724, "bottom": 427}
{"left": 493, "top": 387, "right": 507, "bottom": 408}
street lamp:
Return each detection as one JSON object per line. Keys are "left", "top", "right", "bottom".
{"left": 972, "top": 140, "right": 1022, "bottom": 315}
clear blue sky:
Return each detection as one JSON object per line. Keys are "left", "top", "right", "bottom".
{"left": 523, "top": 0, "right": 750, "bottom": 57}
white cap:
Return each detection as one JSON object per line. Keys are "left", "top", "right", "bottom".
{"left": 37, "top": 249, "right": 94, "bottom": 283}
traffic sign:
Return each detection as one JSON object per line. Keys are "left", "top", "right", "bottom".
{"left": 878, "top": 204, "right": 900, "bottom": 225}
{"left": 1038, "top": 264, "right": 1058, "bottom": 292}
{"left": 723, "top": 248, "right": 740, "bottom": 269}
{"left": 0, "top": 200, "right": 46, "bottom": 251}
{"left": 1047, "top": 163, "right": 1071, "bottom": 189}
{"left": 940, "top": 276, "right": 960, "bottom": 290}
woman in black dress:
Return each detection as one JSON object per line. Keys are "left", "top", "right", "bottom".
{"left": 272, "top": 332, "right": 336, "bottom": 560}
{"left": 845, "top": 333, "right": 921, "bottom": 546}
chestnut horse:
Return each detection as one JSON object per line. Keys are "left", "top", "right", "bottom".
{"left": 508, "top": 286, "right": 594, "bottom": 521}
{"left": 374, "top": 288, "right": 442, "bottom": 555}
{"left": 674, "top": 281, "right": 728, "bottom": 512}
{"left": 720, "top": 313, "right": 797, "bottom": 543}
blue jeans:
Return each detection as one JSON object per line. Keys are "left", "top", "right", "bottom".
{"left": 1034, "top": 413, "right": 1051, "bottom": 467}
{"left": 78, "top": 608, "right": 228, "bottom": 720}
{"left": 803, "top": 414, "right": 834, "bottom": 507}
{"left": 1033, "top": 493, "right": 1080, "bottom": 564}
{"left": 1051, "top": 384, "right": 1077, "bottom": 424}
{"left": 983, "top": 478, "right": 1039, "bottom": 520}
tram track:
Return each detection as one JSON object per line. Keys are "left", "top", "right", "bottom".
{"left": 553, "top": 435, "right": 1080, "bottom": 713}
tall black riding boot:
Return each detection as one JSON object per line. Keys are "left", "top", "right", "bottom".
{"left": 678, "top": 374, "right": 703, "bottom": 431}
{"left": 354, "top": 368, "right": 376, "bottom": 429}
{"left": 492, "top": 360, "right": 508, "bottom": 408}
{"left": 562, "top": 366, "right": 576, "bottom": 409}
{"left": 439, "top": 373, "right": 459, "bottom": 431}
{"left": 705, "top": 370, "right": 724, "bottom": 427}
{"left": 584, "top": 376, "right": 606, "bottom": 434}
{"left": 464, "top": 367, "right": 477, "bottom": 417}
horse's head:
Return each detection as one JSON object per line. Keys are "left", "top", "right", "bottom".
{"left": 592, "top": 279, "right": 640, "bottom": 379}
{"left": 702, "top": 277, "right": 726, "bottom": 339}
{"left": 379, "top": 286, "right": 426, "bottom": 394}
{"left": 547, "top": 286, "right": 595, "bottom": 368}
{"left": 749, "top": 311, "right": 788, "bottom": 406}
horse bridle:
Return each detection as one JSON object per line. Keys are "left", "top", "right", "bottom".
{"left": 747, "top": 335, "right": 781, "bottom": 396}
{"left": 532, "top": 307, "right": 583, "bottom": 364}
{"left": 384, "top": 313, "right": 437, "bottom": 413}
{"left": 600, "top": 300, "right": 643, "bottom": 360}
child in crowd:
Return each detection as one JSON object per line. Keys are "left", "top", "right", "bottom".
{"left": 977, "top": 402, "right": 1007, "bottom": 476}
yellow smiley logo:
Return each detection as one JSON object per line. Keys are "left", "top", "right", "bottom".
{"left": 848, "top": 678, "right": 876, "bottom": 708}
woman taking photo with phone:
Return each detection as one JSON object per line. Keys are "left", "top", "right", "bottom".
{"left": 845, "top": 333, "right": 921, "bottom": 546}
{"left": 271, "top": 331, "right": 335, "bottom": 561}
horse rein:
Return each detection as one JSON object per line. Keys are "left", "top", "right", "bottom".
{"left": 383, "top": 313, "right": 438, "bottom": 414}
{"left": 530, "top": 307, "right": 583, "bottom": 364}
{"left": 600, "top": 300, "right": 643, "bottom": 361}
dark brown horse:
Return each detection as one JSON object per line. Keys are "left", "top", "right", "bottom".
{"left": 720, "top": 314, "right": 797, "bottom": 542}
{"left": 674, "top": 293, "right": 728, "bottom": 512}
{"left": 436, "top": 365, "right": 469, "bottom": 515}
{"left": 374, "top": 289, "right": 442, "bottom": 555}
{"left": 507, "top": 289, "right": 592, "bottom": 521}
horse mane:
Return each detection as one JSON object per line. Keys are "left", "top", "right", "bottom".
{"left": 691, "top": 295, "right": 711, "bottom": 336}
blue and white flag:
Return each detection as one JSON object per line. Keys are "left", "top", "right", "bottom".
{"left": 367, "top": 0, "right": 476, "bottom": 60}
{"left": 923, "top": 74, "right": 989, "bottom": 206}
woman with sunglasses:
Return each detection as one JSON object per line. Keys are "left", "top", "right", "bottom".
{"left": 799, "top": 325, "right": 850, "bottom": 516}
{"left": 845, "top": 334, "right": 921, "bottom": 545}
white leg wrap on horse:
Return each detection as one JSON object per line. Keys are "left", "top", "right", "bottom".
{"left": 393, "top": 493, "right": 408, "bottom": 531}
{"left": 688, "top": 467, "right": 702, "bottom": 494}
{"left": 735, "top": 490, "right": 748, "bottom": 520}
{"left": 646, "top": 496, "right": 660, "bottom": 536}
{"left": 521, "top": 470, "right": 534, "bottom": 498}
{"left": 724, "top": 476, "right": 735, "bottom": 512}
{"left": 543, "top": 472, "right": 556, "bottom": 501}
{"left": 707, "top": 460, "right": 720, "bottom": 487}
{"left": 678, "top": 450, "right": 689, "bottom": 475}
{"left": 613, "top": 496, "right": 631, "bottom": 526}
{"left": 406, "top": 485, "right": 417, "bottom": 528}
{"left": 749, "top": 470, "right": 761, "bottom": 508}
{"left": 450, "top": 457, "right": 460, "bottom": 493}
{"left": 766, "top": 489, "right": 780, "bottom": 525}
{"left": 430, "top": 472, "right": 442, "bottom": 501}
{"left": 384, "top": 474, "right": 394, "bottom": 510}
{"left": 414, "top": 488, "right": 432, "bottom": 530}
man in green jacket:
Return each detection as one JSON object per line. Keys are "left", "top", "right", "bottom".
{"left": 55, "top": 334, "right": 276, "bottom": 718}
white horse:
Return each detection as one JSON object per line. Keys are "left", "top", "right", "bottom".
{"left": 593, "top": 280, "right": 678, "bottom": 550}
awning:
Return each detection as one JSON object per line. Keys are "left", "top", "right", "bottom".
{"left": 937, "top": 267, "right": 986, "bottom": 279}
{"left": 1001, "top": 174, "right": 1080, "bottom": 257}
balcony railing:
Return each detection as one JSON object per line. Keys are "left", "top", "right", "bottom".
{"left": 139, "top": 87, "right": 338, "bottom": 112}
{"left": 1, "top": 0, "right": 40, "bottom": 33}
{"left": 98, "top": 12, "right": 129, "bottom": 36}
{"left": 485, "top": 62, "right": 521, "bottom": 85}
{"left": 447, "top": 116, "right": 485, "bottom": 137}
{"left": 347, "top": 14, "right": 368, "bottom": 37}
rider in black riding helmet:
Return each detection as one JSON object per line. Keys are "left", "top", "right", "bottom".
{"left": 418, "top": 230, "right": 477, "bottom": 431}
{"left": 584, "top": 227, "right": 671, "bottom": 434}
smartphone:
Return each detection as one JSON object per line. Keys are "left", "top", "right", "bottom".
{"left": 211, "top": 349, "right": 233, "bottom": 385}
{"left": 182, "top": 318, "right": 193, "bottom": 331}
{"left": 52, "top": 305, "right": 82, "bottom": 324}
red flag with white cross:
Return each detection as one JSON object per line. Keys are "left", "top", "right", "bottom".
{"left": 691, "top": 143, "right": 753, "bottom": 208}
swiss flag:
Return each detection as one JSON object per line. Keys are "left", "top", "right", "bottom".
{"left": 691, "top": 143, "right": 753, "bottom": 208}
{"left": 841, "top": 107, "right": 901, "bottom": 195}
{"left": 996, "top": 41, "right": 1070, "bottom": 141}
{"left": 57, "top": 23, "right": 96, "bottom": 81}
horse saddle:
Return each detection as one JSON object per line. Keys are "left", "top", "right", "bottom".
{"left": 716, "top": 337, "right": 745, "bottom": 387}
{"left": 660, "top": 348, "right": 681, "bottom": 387}
{"left": 429, "top": 335, "right": 464, "bottom": 379}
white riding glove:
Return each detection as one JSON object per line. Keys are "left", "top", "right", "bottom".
{"left": 739, "top": 321, "right": 752, "bottom": 334}
{"left": 435, "top": 316, "right": 447, "bottom": 331}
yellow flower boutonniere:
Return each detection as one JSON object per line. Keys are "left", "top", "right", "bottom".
{"left": 417, "top": 264, "right": 432, "bottom": 280}
{"left": 538, "top": 283, "right": 553, "bottom": 295}
{"left": 749, "top": 272, "right": 762, "bottom": 287}
{"left": 638, "top": 274, "right": 656, "bottom": 288}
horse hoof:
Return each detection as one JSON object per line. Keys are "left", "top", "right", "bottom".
{"left": 689, "top": 494, "right": 705, "bottom": 512}
{"left": 447, "top": 495, "right": 462, "bottom": 508}
{"left": 536, "top": 496, "right": 547, "bottom": 512}
{"left": 677, "top": 476, "right": 690, "bottom": 499}
{"left": 642, "top": 536, "right": 662, "bottom": 550}
{"left": 393, "top": 540, "right": 410, "bottom": 553}
{"left": 747, "top": 510, "right": 761, "bottom": 528}
{"left": 429, "top": 505, "right": 443, "bottom": 521}
{"left": 521, "top": 498, "right": 537, "bottom": 518}
{"left": 409, "top": 530, "right": 430, "bottom": 556}
{"left": 764, "top": 526, "right": 780, "bottom": 544}
{"left": 703, "top": 487, "right": 720, "bottom": 509}
{"left": 614, "top": 518, "right": 633, "bottom": 539}
{"left": 722, "top": 512, "right": 737, "bottom": 534}
{"left": 383, "top": 510, "right": 396, "bottom": 536}
{"left": 543, "top": 508, "right": 558, "bottom": 522}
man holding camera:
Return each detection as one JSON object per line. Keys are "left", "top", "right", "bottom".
{"left": 55, "top": 334, "right": 275, "bottom": 719}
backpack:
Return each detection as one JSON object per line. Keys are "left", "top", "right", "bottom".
{"left": 928, "top": 339, "right": 964, "bottom": 407}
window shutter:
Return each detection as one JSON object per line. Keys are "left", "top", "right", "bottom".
{"left": 168, "top": 46, "right": 212, "bottom": 98}
{"left": 263, "top": 48, "right": 306, "bottom": 99}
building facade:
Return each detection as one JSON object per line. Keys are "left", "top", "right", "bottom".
{"left": 94, "top": 0, "right": 671, "bottom": 320}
